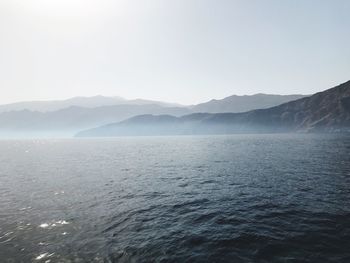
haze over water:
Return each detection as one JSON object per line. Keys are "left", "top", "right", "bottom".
{"left": 1, "top": 134, "right": 349, "bottom": 262}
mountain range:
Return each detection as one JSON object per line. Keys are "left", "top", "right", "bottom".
{"left": 76, "top": 80, "right": 350, "bottom": 137}
{"left": 0, "top": 93, "right": 307, "bottom": 137}
{"left": 0, "top": 105, "right": 190, "bottom": 137}
{"left": 0, "top": 96, "right": 183, "bottom": 113}
{"left": 190, "top": 94, "right": 306, "bottom": 113}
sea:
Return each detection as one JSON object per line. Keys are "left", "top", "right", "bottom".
{"left": 0, "top": 134, "right": 349, "bottom": 262}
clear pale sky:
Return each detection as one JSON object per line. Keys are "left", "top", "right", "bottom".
{"left": 1, "top": 0, "right": 349, "bottom": 105}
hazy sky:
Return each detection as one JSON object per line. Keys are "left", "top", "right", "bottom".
{"left": 1, "top": 0, "right": 349, "bottom": 105}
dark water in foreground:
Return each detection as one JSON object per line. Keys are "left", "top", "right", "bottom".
{"left": 0, "top": 134, "right": 350, "bottom": 263}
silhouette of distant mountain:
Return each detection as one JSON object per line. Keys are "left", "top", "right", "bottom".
{"left": 76, "top": 81, "right": 350, "bottom": 137}
{"left": 0, "top": 93, "right": 311, "bottom": 137}
{"left": 191, "top": 94, "right": 307, "bottom": 113}
{"left": 0, "top": 94, "right": 307, "bottom": 113}
{"left": 0, "top": 96, "right": 183, "bottom": 113}
{"left": 0, "top": 104, "right": 191, "bottom": 137}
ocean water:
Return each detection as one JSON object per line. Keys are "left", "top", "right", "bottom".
{"left": 0, "top": 134, "right": 350, "bottom": 263}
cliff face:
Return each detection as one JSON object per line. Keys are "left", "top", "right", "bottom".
{"left": 76, "top": 81, "right": 350, "bottom": 137}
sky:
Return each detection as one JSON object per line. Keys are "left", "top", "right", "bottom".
{"left": 0, "top": 0, "right": 349, "bottom": 105}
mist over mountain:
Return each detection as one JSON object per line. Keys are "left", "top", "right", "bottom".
{"left": 76, "top": 81, "right": 350, "bottom": 137}
{"left": 0, "top": 93, "right": 310, "bottom": 137}
{"left": 191, "top": 94, "right": 307, "bottom": 113}
{"left": 0, "top": 94, "right": 308, "bottom": 114}
{"left": 0, "top": 96, "right": 183, "bottom": 113}
{"left": 0, "top": 104, "right": 191, "bottom": 137}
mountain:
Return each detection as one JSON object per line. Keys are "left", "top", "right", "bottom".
{"left": 0, "top": 94, "right": 307, "bottom": 114}
{"left": 0, "top": 104, "right": 191, "bottom": 137}
{"left": 76, "top": 81, "right": 350, "bottom": 137}
{"left": 0, "top": 93, "right": 311, "bottom": 137}
{"left": 191, "top": 94, "right": 307, "bottom": 113}
{"left": 0, "top": 96, "right": 183, "bottom": 113}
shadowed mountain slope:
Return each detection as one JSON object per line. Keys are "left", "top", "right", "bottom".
{"left": 76, "top": 81, "right": 350, "bottom": 137}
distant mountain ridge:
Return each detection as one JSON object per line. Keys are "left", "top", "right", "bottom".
{"left": 0, "top": 93, "right": 310, "bottom": 137}
{"left": 0, "top": 96, "right": 183, "bottom": 113}
{"left": 0, "top": 104, "right": 191, "bottom": 137}
{"left": 76, "top": 80, "right": 350, "bottom": 137}
{"left": 0, "top": 93, "right": 307, "bottom": 113}
{"left": 191, "top": 94, "right": 307, "bottom": 113}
